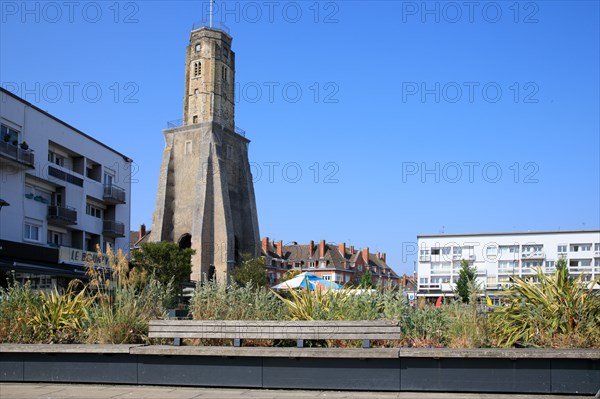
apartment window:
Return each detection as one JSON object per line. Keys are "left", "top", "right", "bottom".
{"left": 523, "top": 261, "right": 542, "bottom": 268}
{"left": 431, "top": 276, "right": 450, "bottom": 284}
{"left": 103, "top": 171, "right": 115, "bottom": 187}
{"left": 595, "top": 259, "right": 600, "bottom": 267}
{"left": 523, "top": 245, "right": 542, "bottom": 252}
{"left": 1, "top": 124, "right": 19, "bottom": 143}
{"left": 323, "top": 275, "right": 331, "bottom": 281}
{"left": 571, "top": 244, "right": 591, "bottom": 252}
{"left": 570, "top": 259, "right": 592, "bottom": 267}
{"left": 420, "top": 249, "right": 430, "bottom": 255}
{"left": 309, "top": 262, "right": 315, "bottom": 268}
{"left": 48, "top": 230, "right": 63, "bottom": 246}
{"left": 453, "top": 247, "right": 462, "bottom": 255}
{"left": 486, "top": 245, "right": 498, "bottom": 256}
{"left": 358, "top": 265, "right": 363, "bottom": 272}
{"left": 193, "top": 61, "right": 201, "bottom": 77}
{"left": 86, "top": 204, "right": 103, "bottom": 219}
{"left": 48, "top": 151, "right": 65, "bottom": 167}
{"left": 594, "top": 243, "right": 600, "bottom": 252}
{"left": 442, "top": 247, "right": 451, "bottom": 255}
{"left": 557, "top": 245, "right": 567, "bottom": 253}
{"left": 103, "top": 240, "right": 115, "bottom": 252}
{"left": 185, "top": 140, "right": 193, "bottom": 155}
{"left": 24, "top": 221, "right": 41, "bottom": 242}
{"left": 419, "top": 277, "right": 429, "bottom": 284}
{"left": 431, "top": 248, "right": 440, "bottom": 255}
{"left": 546, "top": 261, "right": 555, "bottom": 268}
{"left": 320, "top": 261, "right": 326, "bottom": 268}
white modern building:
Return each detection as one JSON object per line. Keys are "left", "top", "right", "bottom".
{"left": 417, "top": 230, "right": 600, "bottom": 298}
{"left": 0, "top": 87, "right": 132, "bottom": 290}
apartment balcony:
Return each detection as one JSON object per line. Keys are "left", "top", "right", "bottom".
{"left": 419, "top": 283, "right": 441, "bottom": 290}
{"left": 522, "top": 251, "right": 545, "bottom": 259}
{"left": 0, "top": 140, "right": 34, "bottom": 168}
{"left": 103, "top": 220, "right": 125, "bottom": 238}
{"left": 47, "top": 205, "right": 77, "bottom": 226}
{"left": 103, "top": 184, "right": 126, "bottom": 205}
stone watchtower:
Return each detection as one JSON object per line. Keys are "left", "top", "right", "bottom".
{"left": 150, "top": 27, "right": 260, "bottom": 282}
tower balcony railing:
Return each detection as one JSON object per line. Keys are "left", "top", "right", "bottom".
{"left": 191, "top": 20, "right": 230, "bottom": 34}
{"left": 165, "top": 118, "right": 246, "bottom": 137}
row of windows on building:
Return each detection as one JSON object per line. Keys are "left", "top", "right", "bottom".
{"left": 23, "top": 219, "right": 114, "bottom": 251}
{"left": 422, "top": 243, "right": 600, "bottom": 257}
{"left": 47, "top": 149, "right": 117, "bottom": 187}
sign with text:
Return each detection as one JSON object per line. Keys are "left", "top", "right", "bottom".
{"left": 59, "top": 247, "right": 110, "bottom": 268}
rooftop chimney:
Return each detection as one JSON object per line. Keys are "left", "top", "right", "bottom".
{"left": 350, "top": 245, "right": 355, "bottom": 254}
{"left": 139, "top": 224, "right": 146, "bottom": 240}
{"left": 309, "top": 240, "right": 314, "bottom": 258}
{"left": 319, "top": 240, "right": 326, "bottom": 258}
{"left": 276, "top": 240, "right": 283, "bottom": 257}
{"left": 338, "top": 242, "right": 346, "bottom": 256}
{"left": 381, "top": 252, "right": 386, "bottom": 263}
{"left": 362, "top": 247, "right": 369, "bottom": 263}
{"left": 261, "top": 237, "right": 269, "bottom": 254}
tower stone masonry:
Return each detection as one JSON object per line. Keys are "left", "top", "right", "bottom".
{"left": 150, "top": 27, "right": 260, "bottom": 282}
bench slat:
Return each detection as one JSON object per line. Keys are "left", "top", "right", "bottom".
{"left": 148, "top": 326, "right": 401, "bottom": 334}
{"left": 148, "top": 332, "right": 401, "bottom": 340}
{"left": 149, "top": 320, "right": 400, "bottom": 327}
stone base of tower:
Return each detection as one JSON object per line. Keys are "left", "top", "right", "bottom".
{"left": 150, "top": 121, "right": 260, "bottom": 283}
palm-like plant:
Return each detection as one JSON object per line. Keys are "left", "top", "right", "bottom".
{"left": 492, "top": 267, "right": 600, "bottom": 347}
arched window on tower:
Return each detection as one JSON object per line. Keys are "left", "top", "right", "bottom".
{"left": 194, "top": 62, "right": 201, "bottom": 77}
{"left": 221, "top": 65, "right": 227, "bottom": 82}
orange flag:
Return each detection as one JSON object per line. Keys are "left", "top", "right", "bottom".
{"left": 435, "top": 296, "right": 443, "bottom": 308}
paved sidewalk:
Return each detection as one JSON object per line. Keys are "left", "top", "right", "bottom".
{"left": 0, "top": 384, "right": 584, "bottom": 399}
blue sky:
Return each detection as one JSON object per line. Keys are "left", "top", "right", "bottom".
{"left": 1, "top": 1, "right": 599, "bottom": 275}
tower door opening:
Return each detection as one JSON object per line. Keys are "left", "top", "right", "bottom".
{"left": 178, "top": 233, "right": 192, "bottom": 249}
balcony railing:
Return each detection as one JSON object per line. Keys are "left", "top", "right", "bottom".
{"left": 419, "top": 283, "right": 441, "bottom": 290}
{"left": 103, "top": 220, "right": 125, "bottom": 238}
{"left": 419, "top": 255, "right": 431, "bottom": 262}
{"left": 47, "top": 205, "right": 77, "bottom": 225}
{"left": 0, "top": 140, "right": 34, "bottom": 167}
{"left": 103, "top": 184, "right": 126, "bottom": 204}
{"left": 522, "top": 251, "right": 545, "bottom": 259}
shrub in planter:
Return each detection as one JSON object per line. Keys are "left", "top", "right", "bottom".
{"left": 20, "top": 141, "right": 29, "bottom": 150}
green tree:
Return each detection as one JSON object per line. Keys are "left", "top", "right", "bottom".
{"left": 455, "top": 260, "right": 478, "bottom": 303}
{"left": 359, "top": 270, "right": 376, "bottom": 289}
{"left": 131, "top": 242, "right": 194, "bottom": 291}
{"left": 555, "top": 256, "right": 571, "bottom": 282}
{"left": 232, "top": 254, "right": 267, "bottom": 288}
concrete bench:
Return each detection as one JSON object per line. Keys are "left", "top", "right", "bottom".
{"left": 148, "top": 320, "right": 402, "bottom": 348}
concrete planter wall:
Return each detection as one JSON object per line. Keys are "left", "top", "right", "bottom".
{"left": 1, "top": 345, "right": 598, "bottom": 395}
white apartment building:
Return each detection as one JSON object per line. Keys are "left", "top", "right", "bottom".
{"left": 417, "top": 230, "right": 600, "bottom": 298}
{"left": 0, "top": 87, "right": 132, "bottom": 290}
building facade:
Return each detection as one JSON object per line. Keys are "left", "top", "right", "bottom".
{"left": 0, "top": 87, "right": 132, "bottom": 290}
{"left": 417, "top": 230, "right": 600, "bottom": 298}
{"left": 261, "top": 238, "right": 400, "bottom": 287}
{"left": 150, "top": 26, "right": 260, "bottom": 283}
